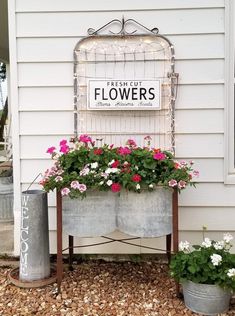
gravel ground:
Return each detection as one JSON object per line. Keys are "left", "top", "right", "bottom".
{"left": 0, "top": 261, "right": 234, "bottom": 316}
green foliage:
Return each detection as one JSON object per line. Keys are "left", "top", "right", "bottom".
{"left": 40, "top": 135, "right": 197, "bottom": 198}
{"left": 170, "top": 235, "right": 235, "bottom": 291}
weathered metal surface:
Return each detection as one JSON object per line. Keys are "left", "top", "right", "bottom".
{"left": 9, "top": 267, "right": 57, "bottom": 288}
{"left": 117, "top": 188, "right": 173, "bottom": 237}
{"left": 62, "top": 191, "right": 117, "bottom": 237}
{"left": 0, "top": 176, "right": 13, "bottom": 220}
{"left": 20, "top": 190, "right": 50, "bottom": 281}
{"left": 63, "top": 188, "right": 173, "bottom": 237}
{"left": 182, "top": 281, "right": 231, "bottom": 315}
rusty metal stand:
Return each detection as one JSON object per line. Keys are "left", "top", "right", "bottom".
{"left": 56, "top": 190, "right": 63, "bottom": 293}
{"left": 56, "top": 189, "right": 179, "bottom": 295}
{"left": 173, "top": 188, "right": 180, "bottom": 297}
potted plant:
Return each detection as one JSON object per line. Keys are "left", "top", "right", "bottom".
{"left": 40, "top": 135, "right": 198, "bottom": 237}
{"left": 170, "top": 233, "right": 235, "bottom": 315}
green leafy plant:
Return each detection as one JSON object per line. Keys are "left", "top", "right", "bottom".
{"left": 170, "top": 233, "right": 235, "bottom": 291}
{"left": 40, "top": 134, "right": 198, "bottom": 198}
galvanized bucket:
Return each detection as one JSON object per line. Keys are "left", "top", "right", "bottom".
{"left": 62, "top": 191, "right": 117, "bottom": 237}
{"left": 19, "top": 190, "right": 50, "bottom": 281}
{"left": 182, "top": 281, "right": 231, "bottom": 315}
{"left": 117, "top": 187, "right": 173, "bottom": 237}
{"left": 0, "top": 176, "right": 13, "bottom": 221}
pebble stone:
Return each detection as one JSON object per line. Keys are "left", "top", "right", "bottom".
{"left": 0, "top": 262, "right": 234, "bottom": 315}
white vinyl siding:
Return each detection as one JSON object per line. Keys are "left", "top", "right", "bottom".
{"left": 10, "top": 0, "right": 235, "bottom": 255}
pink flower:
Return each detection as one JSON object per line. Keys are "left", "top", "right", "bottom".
{"left": 168, "top": 179, "right": 177, "bottom": 187}
{"left": 55, "top": 176, "right": 63, "bottom": 182}
{"left": 80, "top": 167, "right": 90, "bottom": 176}
{"left": 79, "top": 134, "right": 92, "bottom": 143}
{"left": 111, "top": 183, "right": 121, "bottom": 192}
{"left": 70, "top": 180, "right": 80, "bottom": 189}
{"left": 144, "top": 135, "right": 152, "bottom": 140}
{"left": 153, "top": 152, "right": 166, "bottom": 160}
{"left": 126, "top": 139, "right": 137, "bottom": 148}
{"left": 46, "top": 146, "right": 56, "bottom": 154}
{"left": 78, "top": 183, "right": 87, "bottom": 192}
{"left": 193, "top": 170, "right": 200, "bottom": 177}
{"left": 132, "top": 174, "right": 142, "bottom": 182}
{"left": 118, "top": 147, "right": 131, "bottom": 155}
{"left": 180, "top": 160, "right": 187, "bottom": 166}
{"left": 61, "top": 187, "right": 70, "bottom": 196}
{"left": 178, "top": 180, "right": 186, "bottom": 189}
{"left": 111, "top": 160, "right": 120, "bottom": 168}
{"left": 60, "top": 145, "right": 70, "bottom": 154}
{"left": 60, "top": 139, "right": 67, "bottom": 146}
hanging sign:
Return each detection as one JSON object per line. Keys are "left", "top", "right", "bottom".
{"left": 87, "top": 79, "right": 161, "bottom": 110}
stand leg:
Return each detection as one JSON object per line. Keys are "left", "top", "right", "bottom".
{"left": 56, "top": 190, "right": 63, "bottom": 293}
{"left": 166, "top": 234, "right": 171, "bottom": 264}
{"left": 69, "top": 235, "right": 74, "bottom": 271}
{"left": 172, "top": 189, "right": 180, "bottom": 297}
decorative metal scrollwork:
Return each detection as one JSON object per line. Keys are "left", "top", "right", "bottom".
{"left": 87, "top": 16, "right": 159, "bottom": 36}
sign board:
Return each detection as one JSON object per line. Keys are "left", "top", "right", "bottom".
{"left": 87, "top": 79, "right": 161, "bottom": 110}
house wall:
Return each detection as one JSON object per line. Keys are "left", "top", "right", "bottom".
{"left": 10, "top": 0, "right": 234, "bottom": 255}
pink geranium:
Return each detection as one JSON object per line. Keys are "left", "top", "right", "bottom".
{"left": 79, "top": 134, "right": 92, "bottom": 144}
{"left": 178, "top": 180, "right": 186, "bottom": 189}
{"left": 70, "top": 180, "right": 80, "bottom": 189}
{"left": 126, "top": 139, "right": 137, "bottom": 148}
{"left": 61, "top": 187, "right": 70, "bottom": 196}
{"left": 46, "top": 146, "right": 56, "bottom": 154}
{"left": 60, "top": 145, "right": 70, "bottom": 154}
{"left": 153, "top": 152, "right": 166, "bottom": 160}
{"left": 78, "top": 183, "right": 87, "bottom": 192}
{"left": 118, "top": 147, "right": 131, "bottom": 155}
{"left": 55, "top": 176, "right": 63, "bottom": 182}
{"left": 60, "top": 139, "right": 67, "bottom": 146}
{"left": 168, "top": 179, "right": 178, "bottom": 187}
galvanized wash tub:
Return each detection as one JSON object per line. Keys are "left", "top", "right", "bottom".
{"left": 62, "top": 191, "right": 117, "bottom": 237}
{"left": 117, "top": 188, "right": 173, "bottom": 237}
{"left": 182, "top": 281, "right": 231, "bottom": 315}
{"left": 63, "top": 187, "right": 172, "bottom": 237}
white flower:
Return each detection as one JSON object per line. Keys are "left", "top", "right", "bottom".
{"left": 123, "top": 161, "right": 129, "bottom": 166}
{"left": 136, "top": 184, "right": 141, "bottom": 190}
{"left": 108, "top": 159, "right": 115, "bottom": 166}
{"left": 149, "top": 184, "right": 154, "bottom": 189}
{"left": 227, "top": 268, "right": 235, "bottom": 278}
{"left": 99, "top": 181, "right": 104, "bottom": 185}
{"left": 105, "top": 168, "right": 119, "bottom": 174}
{"left": 107, "top": 180, "right": 113, "bottom": 186}
{"left": 202, "top": 238, "right": 212, "bottom": 248}
{"left": 179, "top": 241, "right": 190, "bottom": 252}
{"left": 105, "top": 168, "right": 113, "bottom": 174}
{"left": 214, "top": 240, "right": 225, "bottom": 250}
{"left": 223, "top": 233, "right": 233, "bottom": 244}
{"left": 80, "top": 167, "right": 90, "bottom": 176}
{"left": 210, "top": 254, "right": 222, "bottom": 266}
{"left": 101, "top": 172, "right": 108, "bottom": 179}
{"left": 91, "top": 162, "right": 98, "bottom": 169}
{"left": 135, "top": 166, "right": 139, "bottom": 170}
